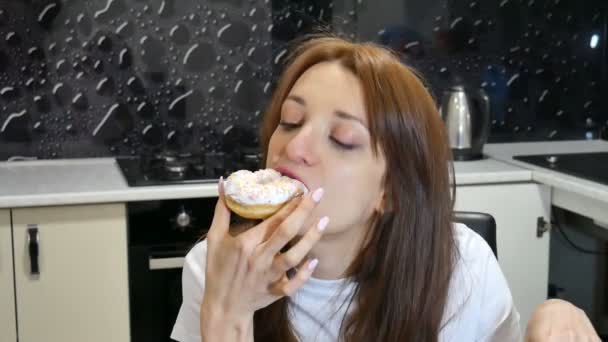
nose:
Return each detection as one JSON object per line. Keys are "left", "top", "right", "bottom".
{"left": 284, "top": 124, "right": 320, "bottom": 166}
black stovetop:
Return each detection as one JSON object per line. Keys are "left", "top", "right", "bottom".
{"left": 513, "top": 152, "right": 608, "bottom": 186}
{"left": 116, "top": 151, "right": 262, "bottom": 187}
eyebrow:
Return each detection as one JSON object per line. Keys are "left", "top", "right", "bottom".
{"left": 286, "top": 95, "right": 368, "bottom": 128}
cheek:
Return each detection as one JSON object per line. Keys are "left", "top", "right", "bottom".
{"left": 327, "top": 169, "right": 382, "bottom": 220}
{"left": 266, "top": 133, "right": 282, "bottom": 166}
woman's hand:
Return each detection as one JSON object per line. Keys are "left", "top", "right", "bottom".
{"left": 200, "top": 178, "right": 328, "bottom": 341}
{"left": 525, "top": 299, "right": 601, "bottom": 342}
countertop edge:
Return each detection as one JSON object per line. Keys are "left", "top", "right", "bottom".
{"left": 0, "top": 185, "right": 220, "bottom": 209}
{"left": 454, "top": 170, "right": 532, "bottom": 185}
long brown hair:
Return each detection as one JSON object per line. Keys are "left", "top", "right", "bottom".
{"left": 254, "top": 35, "right": 457, "bottom": 342}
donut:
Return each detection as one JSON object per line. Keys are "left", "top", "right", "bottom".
{"left": 223, "top": 169, "right": 308, "bottom": 219}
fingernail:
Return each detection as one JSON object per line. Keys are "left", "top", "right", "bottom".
{"left": 317, "top": 216, "right": 329, "bottom": 232}
{"left": 308, "top": 258, "right": 319, "bottom": 271}
{"left": 312, "top": 188, "right": 324, "bottom": 203}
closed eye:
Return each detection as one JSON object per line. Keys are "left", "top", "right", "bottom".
{"left": 279, "top": 121, "right": 357, "bottom": 150}
{"left": 279, "top": 121, "right": 301, "bottom": 131}
{"left": 330, "top": 137, "right": 356, "bottom": 150}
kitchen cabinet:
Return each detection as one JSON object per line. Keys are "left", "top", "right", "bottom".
{"left": 5, "top": 203, "right": 130, "bottom": 342}
{"left": 1, "top": 209, "right": 17, "bottom": 342}
{"left": 455, "top": 182, "right": 551, "bottom": 335}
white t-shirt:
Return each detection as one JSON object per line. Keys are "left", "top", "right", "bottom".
{"left": 171, "top": 223, "right": 522, "bottom": 342}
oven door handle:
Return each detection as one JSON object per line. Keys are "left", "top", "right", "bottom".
{"left": 148, "top": 251, "right": 187, "bottom": 270}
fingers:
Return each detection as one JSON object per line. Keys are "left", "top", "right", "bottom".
{"left": 576, "top": 309, "right": 601, "bottom": 341}
{"left": 263, "top": 195, "right": 304, "bottom": 237}
{"left": 207, "top": 177, "right": 231, "bottom": 242}
{"left": 273, "top": 216, "right": 329, "bottom": 272}
{"left": 270, "top": 258, "right": 319, "bottom": 297}
{"left": 260, "top": 188, "right": 324, "bottom": 259}
{"left": 241, "top": 194, "right": 303, "bottom": 244}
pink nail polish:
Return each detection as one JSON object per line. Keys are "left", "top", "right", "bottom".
{"left": 312, "top": 188, "right": 324, "bottom": 203}
{"left": 317, "top": 217, "right": 329, "bottom": 232}
{"left": 308, "top": 259, "right": 319, "bottom": 271}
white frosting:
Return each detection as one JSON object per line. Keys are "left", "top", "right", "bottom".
{"left": 224, "top": 169, "right": 308, "bottom": 206}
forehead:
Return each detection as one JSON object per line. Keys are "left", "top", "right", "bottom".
{"left": 286, "top": 61, "right": 367, "bottom": 124}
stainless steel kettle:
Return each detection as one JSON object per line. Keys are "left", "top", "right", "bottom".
{"left": 439, "top": 84, "right": 491, "bottom": 161}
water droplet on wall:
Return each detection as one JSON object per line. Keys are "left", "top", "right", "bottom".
{"left": 183, "top": 43, "right": 215, "bottom": 71}
{"left": 71, "top": 92, "right": 88, "bottom": 111}
{"left": 6, "top": 31, "right": 21, "bottom": 46}
{"left": 97, "top": 35, "right": 113, "bottom": 52}
{"left": 56, "top": 59, "right": 70, "bottom": 75}
{"left": 92, "top": 103, "right": 133, "bottom": 142}
{"left": 27, "top": 46, "right": 45, "bottom": 60}
{"left": 140, "top": 35, "right": 165, "bottom": 66}
{"left": 158, "top": 0, "right": 175, "bottom": 18}
{"left": 273, "top": 49, "right": 287, "bottom": 65}
{"left": 247, "top": 46, "right": 269, "bottom": 65}
{"left": 142, "top": 124, "right": 163, "bottom": 145}
{"left": 95, "top": 0, "right": 126, "bottom": 22}
{"left": 127, "top": 76, "right": 145, "bottom": 95}
{"left": 118, "top": 48, "right": 132, "bottom": 69}
{"left": 38, "top": 2, "right": 61, "bottom": 29}
{"left": 136, "top": 101, "right": 154, "bottom": 118}
{"left": 34, "top": 95, "right": 52, "bottom": 113}
{"left": 25, "top": 78, "right": 36, "bottom": 90}
{"left": 0, "top": 87, "right": 19, "bottom": 102}
{"left": 233, "top": 80, "right": 263, "bottom": 111}
{"left": 170, "top": 24, "right": 189, "bottom": 44}
{"left": 53, "top": 83, "right": 72, "bottom": 105}
{"left": 0, "top": 9, "right": 7, "bottom": 27}
{"left": 168, "top": 89, "right": 204, "bottom": 119}
{"left": 96, "top": 77, "right": 114, "bottom": 96}
{"left": 116, "top": 21, "right": 134, "bottom": 37}
{"left": 217, "top": 22, "right": 250, "bottom": 47}
{"left": 1, "top": 109, "right": 31, "bottom": 142}
{"left": 93, "top": 60, "right": 104, "bottom": 73}
{"left": 77, "top": 13, "right": 93, "bottom": 36}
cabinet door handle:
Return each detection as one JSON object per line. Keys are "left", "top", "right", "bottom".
{"left": 27, "top": 224, "right": 40, "bottom": 276}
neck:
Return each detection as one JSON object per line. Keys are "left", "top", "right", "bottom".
{"left": 306, "top": 223, "right": 367, "bottom": 279}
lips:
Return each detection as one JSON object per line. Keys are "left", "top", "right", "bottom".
{"left": 274, "top": 166, "right": 308, "bottom": 190}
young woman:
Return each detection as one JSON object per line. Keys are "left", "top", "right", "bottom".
{"left": 171, "top": 35, "right": 521, "bottom": 342}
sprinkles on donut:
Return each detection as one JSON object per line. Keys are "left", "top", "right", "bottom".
{"left": 223, "top": 169, "right": 309, "bottom": 219}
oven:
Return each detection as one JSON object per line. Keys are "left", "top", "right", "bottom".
{"left": 126, "top": 197, "right": 217, "bottom": 342}
{"left": 115, "top": 143, "right": 261, "bottom": 341}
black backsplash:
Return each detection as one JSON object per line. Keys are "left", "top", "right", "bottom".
{"left": 0, "top": 0, "right": 606, "bottom": 160}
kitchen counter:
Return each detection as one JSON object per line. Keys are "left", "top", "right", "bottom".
{"left": 0, "top": 158, "right": 218, "bottom": 208}
{"left": 485, "top": 140, "right": 608, "bottom": 203}
{"left": 485, "top": 140, "right": 608, "bottom": 225}
{"left": 1, "top": 140, "right": 607, "bottom": 210}
{"left": 0, "top": 153, "right": 531, "bottom": 209}
{"left": 453, "top": 157, "right": 531, "bottom": 185}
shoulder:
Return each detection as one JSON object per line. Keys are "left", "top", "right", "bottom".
{"left": 452, "top": 222, "right": 494, "bottom": 262}
{"left": 442, "top": 223, "right": 521, "bottom": 340}
{"left": 444, "top": 223, "right": 496, "bottom": 316}
{"left": 449, "top": 222, "right": 498, "bottom": 288}
{"left": 450, "top": 222, "right": 510, "bottom": 303}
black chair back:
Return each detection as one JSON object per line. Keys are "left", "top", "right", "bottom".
{"left": 454, "top": 211, "right": 497, "bottom": 258}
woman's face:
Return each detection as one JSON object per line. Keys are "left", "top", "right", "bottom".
{"left": 266, "top": 61, "right": 386, "bottom": 235}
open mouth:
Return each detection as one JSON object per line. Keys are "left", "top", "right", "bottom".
{"left": 275, "top": 167, "right": 308, "bottom": 190}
